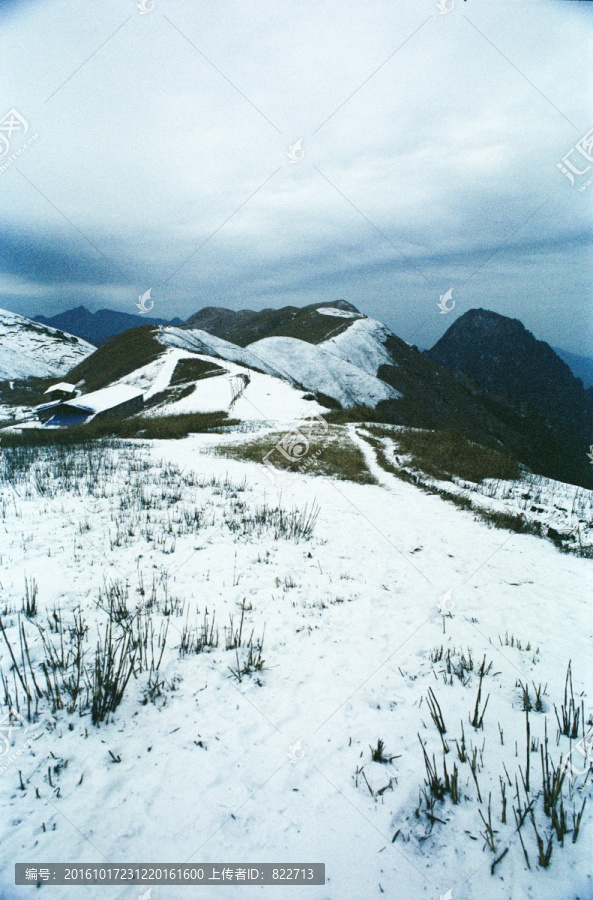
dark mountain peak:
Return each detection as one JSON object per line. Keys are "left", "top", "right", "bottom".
{"left": 427, "top": 308, "right": 592, "bottom": 441}
{"left": 34, "top": 306, "right": 182, "bottom": 346}
{"left": 455, "top": 306, "right": 524, "bottom": 330}
{"left": 317, "top": 299, "right": 360, "bottom": 313}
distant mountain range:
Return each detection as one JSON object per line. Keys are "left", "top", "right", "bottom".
{"left": 552, "top": 346, "right": 593, "bottom": 389}
{"left": 34, "top": 305, "right": 182, "bottom": 346}
{"left": 33, "top": 302, "right": 593, "bottom": 387}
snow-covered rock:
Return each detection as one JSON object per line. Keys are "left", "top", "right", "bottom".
{"left": 0, "top": 308, "right": 94, "bottom": 380}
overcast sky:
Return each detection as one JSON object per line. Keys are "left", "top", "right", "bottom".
{"left": 0, "top": 0, "right": 591, "bottom": 353}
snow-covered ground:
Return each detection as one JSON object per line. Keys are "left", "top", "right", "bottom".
{"left": 159, "top": 327, "right": 279, "bottom": 377}
{"left": 321, "top": 318, "right": 399, "bottom": 377}
{"left": 0, "top": 309, "right": 94, "bottom": 380}
{"left": 0, "top": 431, "right": 591, "bottom": 900}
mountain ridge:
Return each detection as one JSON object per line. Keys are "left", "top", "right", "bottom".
{"left": 34, "top": 305, "right": 182, "bottom": 346}
{"left": 183, "top": 300, "right": 362, "bottom": 346}
{"left": 3, "top": 302, "right": 592, "bottom": 488}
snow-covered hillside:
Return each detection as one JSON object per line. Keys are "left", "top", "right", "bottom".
{"left": 247, "top": 334, "right": 400, "bottom": 408}
{"left": 358, "top": 424, "right": 593, "bottom": 554}
{"left": 158, "top": 326, "right": 279, "bottom": 376}
{"left": 118, "top": 346, "right": 328, "bottom": 425}
{"left": 0, "top": 308, "right": 95, "bottom": 380}
{"left": 0, "top": 432, "right": 590, "bottom": 900}
{"left": 157, "top": 317, "right": 402, "bottom": 410}
{"left": 320, "top": 317, "right": 398, "bottom": 377}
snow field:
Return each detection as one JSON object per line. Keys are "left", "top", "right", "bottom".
{"left": 0, "top": 436, "right": 590, "bottom": 900}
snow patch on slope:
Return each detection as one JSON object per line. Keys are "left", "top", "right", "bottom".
{"left": 0, "top": 308, "right": 94, "bottom": 380}
{"left": 247, "top": 335, "right": 401, "bottom": 408}
{"left": 321, "top": 317, "right": 397, "bottom": 377}
{"left": 317, "top": 307, "right": 359, "bottom": 319}
{"left": 109, "top": 346, "right": 327, "bottom": 425}
{"left": 158, "top": 326, "right": 278, "bottom": 376}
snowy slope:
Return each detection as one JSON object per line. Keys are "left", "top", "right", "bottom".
{"left": 317, "top": 306, "right": 360, "bottom": 319}
{"left": 0, "top": 434, "right": 590, "bottom": 900}
{"left": 247, "top": 335, "right": 401, "bottom": 408}
{"left": 161, "top": 322, "right": 401, "bottom": 409}
{"left": 320, "top": 316, "right": 398, "bottom": 377}
{"left": 158, "top": 326, "right": 279, "bottom": 376}
{"left": 0, "top": 308, "right": 95, "bottom": 380}
{"left": 106, "top": 346, "right": 327, "bottom": 425}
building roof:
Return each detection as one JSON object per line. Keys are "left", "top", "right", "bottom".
{"left": 36, "top": 400, "right": 62, "bottom": 412}
{"left": 65, "top": 384, "right": 143, "bottom": 415}
{"left": 44, "top": 382, "right": 77, "bottom": 394}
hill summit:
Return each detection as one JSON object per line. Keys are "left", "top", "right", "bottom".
{"left": 427, "top": 308, "right": 593, "bottom": 442}
{"left": 183, "top": 300, "right": 362, "bottom": 346}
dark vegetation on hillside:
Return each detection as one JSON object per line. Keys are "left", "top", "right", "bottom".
{"left": 219, "top": 426, "right": 376, "bottom": 485}
{"left": 427, "top": 309, "right": 593, "bottom": 442}
{"left": 325, "top": 332, "right": 593, "bottom": 489}
{"left": 66, "top": 326, "right": 164, "bottom": 393}
{"left": 0, "top": 376, "right": 55, "bottom": 410}
{"left": 0, "top": 411, "right": 237, "bottom": 446}
{"left": 170, "top": 357, "right": 226, "bottom": 384}
{"left": 184, "top": 300, "right": 360, "bottom": 346}
{"left": 367, "top": 426, "right": 521, "bottom": 483}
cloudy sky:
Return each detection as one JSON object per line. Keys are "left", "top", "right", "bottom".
{"left": 0, "top": 0, "right": 591, "bottom": 352}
